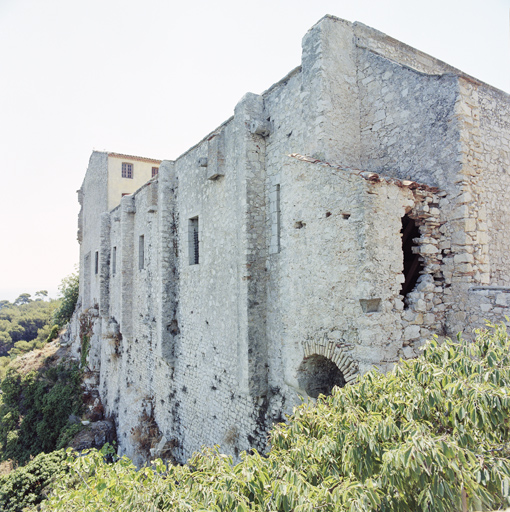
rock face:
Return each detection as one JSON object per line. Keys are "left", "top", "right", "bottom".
{"left": 69, "top": 420, "right": 116, "bottom": 451}
{"left": 72, "top": 15, "right": 510, "bottom": 465}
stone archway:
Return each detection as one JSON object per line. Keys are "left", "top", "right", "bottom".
{"left": 297, "top": 354, "right": 346, "bottom": 398}
{"left": 298, "top": 340, "right": 359, "bottom": 398}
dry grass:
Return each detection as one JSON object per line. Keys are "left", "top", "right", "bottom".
{"left": 0, "top": 459, "right": 15, "bottom": 477}
{"left": 8, "top": 341, "right": 72, "bottom": 376}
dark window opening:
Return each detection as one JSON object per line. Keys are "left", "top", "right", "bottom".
{"left": 152, "top": 167, "right": 159, "bottom": 177}
{"left": 189, "top": 217, "right": 199, "bottom": 265}
{"left": 297, "top": 354, "right": 345, "bottom": 399}
{"left": 122, "top": 162, "right": 133, "bottom": 178}
{"left": 94, "top": 251, "right": 99, "bottom": 275}
{"left": 139, "top": 235, "right": 145, "bottom": 270}
{"left": 401, "top": 215, "right": 424, "bottom": 305}
{"left": 112, "top": 246, "right": 117, "bottom": 276}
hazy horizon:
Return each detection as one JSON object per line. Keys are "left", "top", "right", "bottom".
{"left": 1, "top": 0, "right": 509, "bottom": 302}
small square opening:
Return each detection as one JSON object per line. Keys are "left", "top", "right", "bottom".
{"left": 359, "top": 298, "right": 381, "bottom": 313}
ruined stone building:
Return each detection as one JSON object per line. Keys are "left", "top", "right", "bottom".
{"left": 71, "top": 16, "right": 510, "bottom": 464}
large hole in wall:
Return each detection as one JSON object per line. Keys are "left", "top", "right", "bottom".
{"left": 297, "top": 355, "right": 346, "bottom": 399}
{"left": 401, "top": 214, "right": 424, "bottom": 306}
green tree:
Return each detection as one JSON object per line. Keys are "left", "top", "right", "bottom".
{"left": 0, "top": 300, "right": 58, "bottom": 356}
{"left": 13, "top": 294, "right": 31, "bottom": 306}
{"left": 52, "top": 273, "right": 79, "bottom": 328}
{"left": 40, "top": 324, "right": 510, "bottom": 512}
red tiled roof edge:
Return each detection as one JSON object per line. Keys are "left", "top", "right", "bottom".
{"left": 108, "top": 152, "right": 163, "bottom": 164}
{"left": 288, "top": 153, "right": 442, "bottom": 194}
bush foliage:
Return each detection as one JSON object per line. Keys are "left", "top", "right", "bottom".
{"left": 0, "top": 362, "right": 83, "bottom": 465}
{"left": 0, "top": 450, "right": 67, "bottom": 512}
{"left": 52, "top": 272, "right": 79, "bottom": 328}
{"left": 38, "top": 324, "right": 510, "bottom": 511}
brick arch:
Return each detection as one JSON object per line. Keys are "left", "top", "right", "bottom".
{"left": 302, "top": 340, "right": 359, "bottom": 385}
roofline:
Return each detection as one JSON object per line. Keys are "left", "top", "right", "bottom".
{"left": 107, "top": 152, "right": 163, "bottom": 164}
{"left": 288, "top": 153, "right": 443, "bottom": 194}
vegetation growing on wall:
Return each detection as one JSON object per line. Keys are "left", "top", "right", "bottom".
{"left": 79, "top": 311, "right": 94, "bottom": 368}
{"left": 52, "top": 272, "right": 79, "bottom": 328}
{"left": 39, "top": 324, "right": 510, "bottom": 512}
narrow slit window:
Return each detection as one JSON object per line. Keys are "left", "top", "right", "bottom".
{"left": 94, "top": 251, "right": 99, "bottom": 275}
{"left": 276, "top": 184, "right": 281, "bottom": 253}
{"left": 139, "top": 235, "right": 145, "bottom": 270}
{"left": 189, "top": 217, "right": 199, "bottom": 265}
{"left": 401, "top": 214, "right": 424, "bottom": 306}
{"left": 270, "top": 183, "right": 281, "bottom": 254}
{"left": 112, "top": 247, "right": 117, "bottom": 276}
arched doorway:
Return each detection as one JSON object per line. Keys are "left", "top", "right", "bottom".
{"left": 297, "top": 354, "right": 346, "bottom": 399}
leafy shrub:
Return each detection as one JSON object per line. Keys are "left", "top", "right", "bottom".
{"left": 0, "top": 449, "right": 67, "bottom": 512}
{"left": 52, "top": 272, "right": 79, "bottom": 328}
{"left": 0, "top": 362, "right": 83, "bottom": 465}
{"left": 8, "top": 340, "right": 38, "bottom": 358}
{"left": 46, "top": 325, "right": 60, "bottom": 344}
{"left": 56, "top": 424, "right": 85, "bottom": 451}
{"left": 40, "top": 324, "right": 510, "bottom": 511}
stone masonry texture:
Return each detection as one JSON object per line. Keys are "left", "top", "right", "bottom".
{"left": 72, "top": 16, "right": 510, "bottom": 465}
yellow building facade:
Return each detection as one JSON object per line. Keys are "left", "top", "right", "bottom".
{"left": 107, "top": 153, "right": 161, "bottom": 211}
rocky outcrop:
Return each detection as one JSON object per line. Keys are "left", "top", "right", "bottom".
{"left": 69, "top": 420, "right": 116, "bottom": 451}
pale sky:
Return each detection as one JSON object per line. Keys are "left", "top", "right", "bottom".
{"left": 0, "top": 0, "right": 509, "bottom": 302}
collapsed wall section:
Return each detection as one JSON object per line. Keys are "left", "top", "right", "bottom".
{"left": 354, "top": 24, "right": 510, "bottom": 338}
{"left": 264, "top": 156, "right": 446, "bottom": 417}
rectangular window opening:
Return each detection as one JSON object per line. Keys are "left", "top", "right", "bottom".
{"left": 112, "top": 247, "right": 117, "bottom": 276}
{"left": 122, "top": 162, "right": 133, "bottom": 179}
{"left": 276, "top": 184, "right": 281, "bottom": 253}
{"left": 152, "top": 166, "right": 159, "bottom": 177}
{"left": 188, "top": 217, "right": 199, "bottom": 265}
{"left": 139, "top": 235, "right": 145, "bottom": 270}
{"left": 94, "top": 251, "right": 99, "bottom": 275}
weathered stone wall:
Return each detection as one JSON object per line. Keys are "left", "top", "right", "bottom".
{"left": 78, "top": 151, "right": 108, "bottom": 310}
{"left": 73, "top": 15, "right": 510, "bottom": 465}
{"left": 357, "top": 48, "right": 460, "bottom": 189}
{"left": 353, "top": 21, "right": 464, "bottom": 77}
{"left": 477, "top": 85, "right": 510, "bottom": 286}
{"left": 466, "top": 287, "right": 510, "bottom": 332}
{"left": 168, "top": 114, "right": 266, "bottom": 461}
{"left": 269, "top": 158, "right": 413, "bottom": 389}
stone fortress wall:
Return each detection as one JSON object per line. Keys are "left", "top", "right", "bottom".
{"left": 73, "top": 16, "right": 510, "bottom": 465}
